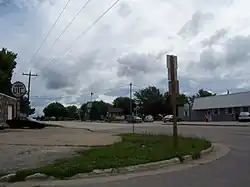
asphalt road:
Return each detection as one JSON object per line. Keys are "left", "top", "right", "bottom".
{"left": 71, "top": 125, "right": 250, "bottom": 187}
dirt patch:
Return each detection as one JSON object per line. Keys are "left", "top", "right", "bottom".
{"left": 0, "top": 127, "right": 120, "bottom": 173}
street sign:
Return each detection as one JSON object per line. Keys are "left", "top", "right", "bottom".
{"left": 11, "top": 81, "right": 26, "bottom": 98}
{"left": 167, "top": 55, "right": 178, "bottom": 81}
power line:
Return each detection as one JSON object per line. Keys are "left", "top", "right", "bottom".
{"left": 48, "top": 0, "right": 92, "bottom": 50}
{"left": 30, "top": 0, "right": 72, "bottom": 63}
{"left": 52, "top": 0, "right": 121, "bottom": 64}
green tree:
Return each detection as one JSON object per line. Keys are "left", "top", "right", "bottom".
{"left": 66, "top": 105, "right": 78, "bottom": 119}
{"left": 113, "top": 97, "right": 135, "bottom": 115}
{"left": 43, "top": 102, "right": 67, "bottom": 118}
{"left": 89, "top": 101, "right": 111, "bottom": 120}
{"left": 134, "top": 86, "right": 165, "bottom": 116}
{"left": 177, "top": 93, "right": 188, "bottom": 106}
{"left": 0, "top": 48, "right": 17, "bottom": 95}
{"left": 20, "top": 96, "right": 35, "bottom": 115}
{"left": 196, "top": 89, "right": 216, "bottom": 97}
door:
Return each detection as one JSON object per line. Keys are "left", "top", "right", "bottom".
{"left": 7, "top": 105, "right": 13, "bottom": 120}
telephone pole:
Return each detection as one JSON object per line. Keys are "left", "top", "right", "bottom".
{"left": 22, "top": 70, "right": 38, "bottom": 116}
{"left": 129, "top": 82, "right": 134, "bottom": 133}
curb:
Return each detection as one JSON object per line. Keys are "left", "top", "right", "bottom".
{"left": 71, "top": 144, "right": 214, "bottom": 179}
{"left": 162, "top": 123, "right": 250, "bottom": 127}
{"left": 0, "top": 144, "right": 214, "bottom": 183}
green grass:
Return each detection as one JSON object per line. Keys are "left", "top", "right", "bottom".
{"left": 9, "top": 133, "right": 211, "bottom": 182}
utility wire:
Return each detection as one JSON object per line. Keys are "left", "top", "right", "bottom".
{"left": 48, "top": 0, "right": 92, "bottom": 50}
{"left": 30, "top": 0, "right": 72, "bottom": 63}
{"left": 52, "top": 0, "right": 121, "bottom": 64}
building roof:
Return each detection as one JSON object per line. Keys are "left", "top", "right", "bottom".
{"left": 0, "top": 93, "right": 16, "bottom": 100}
{"left": 192, "top": 91, "right": 250, "bottom": 110}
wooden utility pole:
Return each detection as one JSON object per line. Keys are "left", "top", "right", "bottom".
{"left": 22, "top": 71, "right": 38, "bottom": 116}
{"left": 167, "top": 55, "right": 179, "bottom": 148}
{"left": 129, "top": 82, "right": 134, "bottom": 133}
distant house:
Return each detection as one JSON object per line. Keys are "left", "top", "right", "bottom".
{"left": 178, "top": 91, "right": 250, "bottom": 121}
{"left": 0, "top": 93, "right": 17, "bottom": 124}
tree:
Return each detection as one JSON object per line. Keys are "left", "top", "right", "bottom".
{"left": 43, "top": 102, "right": 67, "bottom": 118}
{"left": 66, "top": 105, "right": 78, "bottom": 119}
{"left": 80, "top": 101, "right": 111, "bottom": 121}
{"left": 177, "top": 93, "right": 188, "bottom": 106}
{"left": 89, "top": 101, "right": 111, "bottom": 120}
{"left": 196, "top": 89, "right": 216, "bottom": 97}
{"left": 113, "top": 97, "right": 135, "bottom": 115}
{"left": 20, "top": 96, "right": 35, "bottom": 115}
{"left": 0, "top": 48, "right": 17, "bottom": 95}
{"left": 134, "top": 86, "right": 165, "bottom": 116}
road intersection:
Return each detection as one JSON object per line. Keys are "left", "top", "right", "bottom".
{"left": 7, "top": 122, "right": 250, "bottom": 187}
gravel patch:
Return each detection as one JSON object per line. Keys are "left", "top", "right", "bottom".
{"left": 0, "top": 145, "right": 85, "bottom": 173}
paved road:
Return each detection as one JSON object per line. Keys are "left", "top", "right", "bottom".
{"left": 65, "top": 125, "right": 250, "bottom": 187}
{"left": 7, "top": 124, "right": 250, "bottom": 187}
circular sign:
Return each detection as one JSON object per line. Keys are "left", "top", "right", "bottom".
{"left": 11, "top": 81, "right": 27, "bottom": 98}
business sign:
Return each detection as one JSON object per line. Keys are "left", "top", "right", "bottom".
{"left": 166, "top": 55, "right": 178, "bottom": 81}
{"left": 11, "top": 81, "right": 26, "bottom": 98}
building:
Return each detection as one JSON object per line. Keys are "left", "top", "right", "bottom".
{"left": 179, "top": 91, "right": 250, "bottom": 121}
{"left": 0, "top": 93, "right": 17, "bottom": 124}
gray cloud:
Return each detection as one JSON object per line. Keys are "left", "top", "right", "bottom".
{"left": 117, "top": 3, "right": 132, "bottom": 18}
{"left": 225, "top": 35, "right": 250, "bottom": 65}
{"left": 178, "top": 11, "right": 214, "bottom": 38}
{"left": 189, "top": 35, "right": 250, "bottom": 72}
{"left": 158, "top": 75, "right": 248, "bottom": 95}
{"left": 201, "top": 28, "right": 228, "bottom": 47}
{"left": 117, "top": 52, "right": 164, "bottom": 77}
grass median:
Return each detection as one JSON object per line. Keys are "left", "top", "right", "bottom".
{"left": 10, "top": 133, "right": 211, "bottom": 182}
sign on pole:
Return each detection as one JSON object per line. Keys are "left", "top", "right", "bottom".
{"left": 167, "top": 55, "right": 177, "bottom": 81}
{"left": 11, "top": 81, "right": 27, "bottom": 98}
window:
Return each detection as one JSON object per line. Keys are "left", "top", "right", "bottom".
{"left": 212, "top": 109, "right": 218, "bottom": 116}
{"left": 243, "top": 107, "right": 248, "bottom": 112}
{"left": 225, "top": 108, "right": 232, "bottom": 115}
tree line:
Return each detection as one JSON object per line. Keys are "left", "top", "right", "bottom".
{"left": 0, "top": 48, "right": 35, "bottom": 115}
{"left": 43, "top": 86, "right": 215, "bottom": 120}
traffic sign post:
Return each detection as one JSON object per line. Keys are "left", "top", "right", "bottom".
{"left": 11, "top": 81, "right": 27, "bottom": 118}
{"left": 167, "top": 55, "right": 179, "bottom": 148}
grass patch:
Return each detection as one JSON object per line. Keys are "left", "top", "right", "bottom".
{"left": 8, "top": 133, "right": 211, "bottom": 182}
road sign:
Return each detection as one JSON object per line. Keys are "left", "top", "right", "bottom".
{"left": 167, "top": 55, "right": 178, "bottom": 81}
{"left": 11, "top": 81, "right": 26, "bottom": 98}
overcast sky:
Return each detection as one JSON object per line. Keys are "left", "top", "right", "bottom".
{"left": 1, "top": 0, "right": 250, "bottom": 115}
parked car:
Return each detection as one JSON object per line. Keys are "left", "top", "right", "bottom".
{"left": 6, "top": 117, "right": 46, "bottom": 129}
{"left": 163, "top": 115, "right": 181, "bottom": 123}
{"left": 127, "top": 116, "right": 142, "bottom": 123}
{"left": 238, "top": 112, "right": 250, "bottom": 122}
{"left": 0, "top": 122, "right": 9, "bottom": 130}
{"left": 144, "top": 115, "right": 154, "bottom": 122}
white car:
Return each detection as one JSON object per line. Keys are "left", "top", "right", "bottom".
{"left": 144, "top": 115, "right": 154, "bottom": 122}
{"left": 238, "top": 112, "right": 250, "bottom": 122}
{"left": 163, "top": 115, "right": 181, "bottom": 123}
{"left": 163, "top": 115, "right": 173, "bottom": 122}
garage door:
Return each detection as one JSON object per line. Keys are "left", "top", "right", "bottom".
{"left": 7, "top": 105, "right": 13, "bottom": 120}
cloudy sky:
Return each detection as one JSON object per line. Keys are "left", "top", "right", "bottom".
{"left": 1, "top": 0, "right": 250, "bottom": 115}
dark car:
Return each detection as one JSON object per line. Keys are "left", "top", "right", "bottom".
{"left": 6, "top": 117, "right": 45, "bottom": 129}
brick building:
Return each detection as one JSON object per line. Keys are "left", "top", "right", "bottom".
{"left": 0, "top": 93, "right": 17, "bottom": 124}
